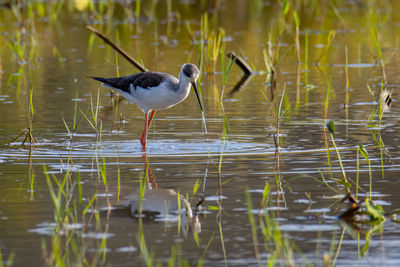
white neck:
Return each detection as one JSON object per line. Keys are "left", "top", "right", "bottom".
{"left": 178, "top": 73, "right": 192, "bottom": 94}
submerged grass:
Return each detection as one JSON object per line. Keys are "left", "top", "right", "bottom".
{"left": 370, "top": 19, "right": 387, "bottom": 85}
{"left": 260, "top": 84, "right": 288, "bottom": 170}
{"left": 368, "top": 83, "right": 389, "bottom": 178}
{"left": 198, "top": 12, "right": 227, "bottom": 73}
{"left": 211, "top": 46, "right": 235, "bottom": 267}
{"left": 245, "top": 190, "right": 261, "bottom": 265}
{"left": 315, "top": 30, "right": 336, "bottom": 64}
{"left": 323, "top": 79, "right": 333, "bottom": 173}
{"left": 358, "top": 145, "right": 372, "bottom": 197}
{"left": 264, "top": 0, "right": 290, "bottom": 85}
{"left": 9, "top": 87, "right": 36, "bottom": 146}
{"left": 42, "top": 165, "right": 106, "bottom": 266}
{"left": 7, "top": 31, "right": 25, "bottom": 64}
{"left": 37, "top": 81, "right": 114, "bottom": 265}
{"left": 344, "top": 46, "right": 350, "bottom": 134}
{"left": 293, "top": 10, "right": 301, "bottom": 65}
{"left": 326, "top": 120, "right": 351, "bottom": 194}
{"left": 0, "top": 249, "right": 15, "bottom": 267}
{"left": 246, "top": 184, "right": 297, "bottom": 266}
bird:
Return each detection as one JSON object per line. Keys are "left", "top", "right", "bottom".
{"left": 90, "top": 63, "right": 203, "bottom": 152}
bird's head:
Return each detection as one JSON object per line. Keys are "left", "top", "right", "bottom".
{"left": 181, "top": 63, "right": 203, "bottom": 112}
{"left": 182, "top": 63, "right": 200, "bottom": 83}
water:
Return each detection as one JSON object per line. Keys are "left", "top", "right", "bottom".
{"left": 1, "top": 1, "right": 400, "bottom": 266}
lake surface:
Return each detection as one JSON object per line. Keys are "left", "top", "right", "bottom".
{"left": 1, "top": 1, "right": 400, "bottom": 266}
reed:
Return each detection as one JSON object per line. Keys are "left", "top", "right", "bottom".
{"left": 137, "top": 225, "right": 155, "bottom": 266}
{"left": 323, "top": 80, "right": 333, "bottom": 172}
{"left": 196, "top": 231, "right": 216, "bottom": 267}
{"left": 62, "top": 90, "right": 82, "bottom": 142}
{"left": 370, "top": 20, "right": 387, "bottom": 85}
{"left": 368, "top": 83, "right": 387, "bottom": 178}
{"left": 315, "top": 30, "right": 336, "bottom": 64}
{"left": 254, "top": 183, "right": 296, "bottom": 266}
{"left": 42, "top": 165, "right": 106, "bottom": 265}
{"left": 209, "top": 28, "right": 225, "bottom": 71}
{"left": 217, "top": 207, "right": 227, "bottom": 266}
{"left": 136, "top": 0, "right": 141, "bottom": 26}
{"left": 356, "top": 147, "right": 360, "bottom": 200}
{"left": 7, "top": 31, "right": 25, "bottom": 63}
{"left": 138, "top": 157, "right": 150, "bottom": 217}
{"left": 24, "top": 87, "right": 36, "bottom": 145}
{"left": 190, "top": 179, "right": 202, "bottom": 204}
{"left": 260, "top": 85, "right": 288, "bottom": 169}
{"left": 360, "top": 222, "right": 384, "bottom": 257}
{"left": 0, "top": 249, "right": 15, "bottom": 267}
{"left": 245, "top": 190, "right": 261, "bottom": 265}
{"left": 331, "top": 228, "right": 345, "bottom": 266}
{"left": 326, "top": 120, "right": 351, "bottom": 194}
{"left": 80, "top": 89, "right": 103, "bottom": 144}
{"left": 216, "top": 49, "right": 235, "bottom": 175}
{"left": 9, "top": 87, "right": 36, "bottom": 146}
{"left": 344, "top": 46, "right": 350, "bottom": 133}
{"left": 211, "top": 55, "right": 234, "bottom": 266}
{"left": 168, "top": 244, "right": 189, "bottom": 267}
{"left": 199, "top": 12, "right": 226, "bottom": 72}
{"left": 293, "top": 10, "right": 301, "bottom": 64}
{"left": 358, "top": 145, "right": 372, "bottom": 197}
{"left": 263, "top": 0, "right": 290, "bottom": 84}
{"left": 216, "top": 50, "right": 230, "bottom": 263}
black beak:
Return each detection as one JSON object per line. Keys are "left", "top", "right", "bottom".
{"left": 191, "top": 81, "right": 204, "bottom": 112}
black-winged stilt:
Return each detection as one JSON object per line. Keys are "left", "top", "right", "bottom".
{"left": 91, "top": 63, "right": 203, "bottom": 151}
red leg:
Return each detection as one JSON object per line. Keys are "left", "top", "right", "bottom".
{"left": 140, "top": 113, "right": 149, "bottom": 151}
{"left": 147, "top": 110, "right": 156, "bottom": 128}
{"left": 140, "top": 110, "right": 156, "bottom": 150}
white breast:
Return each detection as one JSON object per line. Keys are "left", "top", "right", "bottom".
{"left": 125, "top": 81, "right": 191, "bottom": 114}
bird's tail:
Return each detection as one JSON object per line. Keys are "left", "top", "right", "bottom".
{"left": 90, "top": 77, "right": 108, "bottom": 83}
{"left": 90, "top": 76, "right": 125, "bottom": 90}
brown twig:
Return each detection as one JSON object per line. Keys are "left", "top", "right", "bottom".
{"left": 226, "top": 51, "right": 254, "bottom": 97}
{"left": 227, "top": 51, "right": 253, "bottom": 75}
{"left": 86, "top": 25, "right": 147, "bottom": 72}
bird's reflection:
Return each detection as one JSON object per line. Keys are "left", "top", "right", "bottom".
{"left": 111, "top": 154, "right": 203, "bottom": 235}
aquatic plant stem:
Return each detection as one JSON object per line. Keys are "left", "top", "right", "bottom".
{"left": 0, "top": 248, "right": 15, "bottom": 267}
{"left": 356, "top": 148, "right": 360, "bottom": 200}
{"left": 359, "top": 145, "right": 372, "bottom": 198}
{"left": 293, "top": 10, "right": 301, "bottom": 64}
{"left": 345, "top": 46, "right": 350, "bottom": 134}
{"left": 245, "top": 190, "right": 261, "bottom": 266}
{"left": 371, "top": 26, "right": 387, "bottom": 86}
{"left": 329, "top": 132, "right": 350, "bottom": 194}
{"left": 10, "top": 87, "right": 36, "bottom": 147}
{"left": 135, "top": 0, "right": 141, "bottom": 34}
{"left": 324, "top": 80, "right": 333, "bottom": 173}
{"left": 217, "top": 52, "right": 228, "bottom": 264}
{"left": 197, "top": 231, "right": 216, "bottom": 266}
{"left": 316, "top": 30, "right": 336, "bottom": 64}
{"left": 332, "top": 228, "right": 345, "bottom": 267}
{"left": 217, "top": 171, "right": 227, "bottom": 266}
{"left": 260, "top": 85, "right": 286, "bottom": 170}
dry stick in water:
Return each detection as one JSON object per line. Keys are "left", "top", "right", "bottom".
{"left": 227, "top": 51, "right": 253, "bottom": 75}
{"left": 226, "top": 51, "right": 253, "bottom": 97}
{"left": 86, "top": 25, "right": 147, "bottom": 72}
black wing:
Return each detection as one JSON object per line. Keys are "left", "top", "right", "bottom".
{"left": 91, "top": 72, "right": 172, "bottom": 93}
